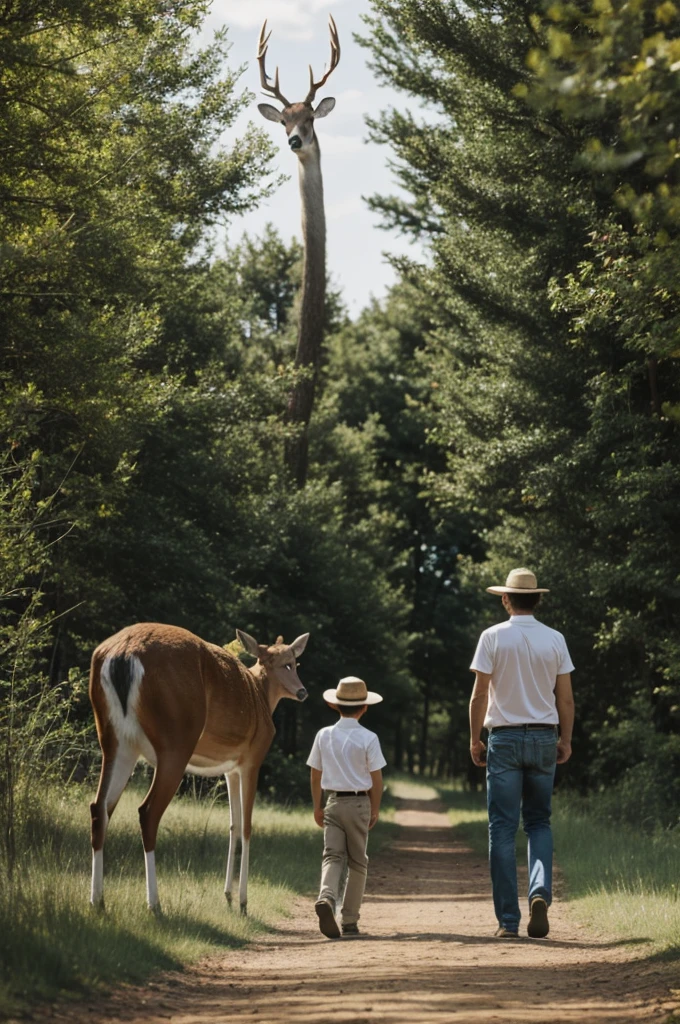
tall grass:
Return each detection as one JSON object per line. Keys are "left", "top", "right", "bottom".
{"left": 552, "top": 796, "right": 680, "bottom": 952}
{"left": 0, "top": 776, "right": 396, "bottom": 1017}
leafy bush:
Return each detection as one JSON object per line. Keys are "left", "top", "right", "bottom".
{"left": 257, "top": 746, "right": 310, "bottom": 806}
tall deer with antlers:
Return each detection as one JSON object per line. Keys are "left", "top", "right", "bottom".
{"left": 89, "top": 623, "right": 309, "bottom": 914}
{"left": 257, "top": 16, "right": 340, "bottom": 488}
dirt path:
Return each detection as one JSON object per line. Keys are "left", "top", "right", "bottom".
{"left": 50, "top": 797, "right": 679, "bottom": 1024}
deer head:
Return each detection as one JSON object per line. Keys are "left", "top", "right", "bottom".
{"left": 257, "top": 16, "right": 340, "bottom": 157}
{"left": 236, "top": 629, "right": 310, "bottom": 702}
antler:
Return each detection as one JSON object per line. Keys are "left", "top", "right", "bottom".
{"left": 304, "top": 14, "right": 341, "bottom": 106}
{"left": 257, "top": 20, "right": 291, "bottom": 108}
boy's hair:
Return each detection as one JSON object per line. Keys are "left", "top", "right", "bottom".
{"left": 338, "top": 704, "right": 367, "bottom": 717}
{"left": 507, "top": 592, "right": 542, "bottom": 612}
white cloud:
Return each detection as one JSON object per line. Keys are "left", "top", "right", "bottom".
{"left": 327, "top": 196, "right": 363, "bottom": 220}
{"left": 211, "top": 0, "right": 351, "bottom": 39}
{"left": 319, "top": 132, "right": 364, "bottom": 155}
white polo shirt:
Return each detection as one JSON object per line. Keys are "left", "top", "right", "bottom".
{"left": 470, "top": 615, "right": 574, "bottom": 729}
{"left": 307, "top": 718, "right": 386, "bottom": 791}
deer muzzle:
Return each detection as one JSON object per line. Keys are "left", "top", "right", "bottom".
{"left": 289, "top": 135, "right": 302, "bottom": 151}
{"left": 296, "top": 687, "right": 308, "bottom": 702}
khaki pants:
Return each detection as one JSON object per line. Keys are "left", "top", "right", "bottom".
{"left": 318, "top": 793, "right": 371, "bottom": 925}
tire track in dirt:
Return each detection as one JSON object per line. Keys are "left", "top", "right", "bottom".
{"left": 42, "top": 796, "right": 680, "bottom": 1024}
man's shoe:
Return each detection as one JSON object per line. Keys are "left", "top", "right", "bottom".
{"left": 494, "top": 926, "right": 519, "bottom": 938}
{"left": 315, "top": 898, "right": 340, "bottom": 939}
{"left": 342, "top": 922, "right": 360, "bottom": 936}
{"left": 527, "top": 896, "right": 549, "bottom": 938}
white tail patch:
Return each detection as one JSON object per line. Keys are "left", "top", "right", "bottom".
{"left": 100, "top": 655, "right": 156, "bottom": 764}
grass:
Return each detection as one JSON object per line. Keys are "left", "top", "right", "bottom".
{"left": 0, "top": 778, "right": 396, "bottom": 1018}
{"left": 8, "top": 769, "right": 679, "bottom": 1016}
{"left": 395, "top": 773, "right": 680, "bottom": 955}
{"left": 551, "top": 797, "right": 680, "bottom": 953}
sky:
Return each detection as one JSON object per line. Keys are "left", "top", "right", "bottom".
{"left": 197, "top": 0, "right": 427, "bottom": 317}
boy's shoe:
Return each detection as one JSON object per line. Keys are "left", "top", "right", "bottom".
{"left": 494, "top": 926, "right": 519, "bottom": 938}
{"left": 527, "top": 897, "right": 549, "bottom": 938}
{"left": 341, "top": 922, "right": 360, "bottom": 936}
{"left": 315, "top": 898, "right": 340, "bottom": 939}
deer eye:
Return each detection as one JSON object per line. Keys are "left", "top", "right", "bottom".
{"left": 285, "top": 664, "right": 292, "bottom": 671}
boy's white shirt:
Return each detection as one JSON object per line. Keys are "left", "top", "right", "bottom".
{"left": 307, "top": 718, "right": 386, "bottom": 791}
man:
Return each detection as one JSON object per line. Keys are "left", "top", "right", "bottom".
{"left": 469, "top": 568, "right": 575, "bottom": 939}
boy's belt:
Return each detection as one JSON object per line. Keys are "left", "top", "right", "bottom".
{"left": 332, "top": 790, "right": 368, "bottom": 796}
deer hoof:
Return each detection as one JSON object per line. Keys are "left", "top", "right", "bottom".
{"left": 240, "top": 903, "right": 247, "bottom": 917}
{"left": 89, "top": 899, "right": 105, "bottom": 914}
{"left": 149, "top": 902, "right": 163, "bottom": 917}
{"left": 225, "top": 891, "right": 233, "bottom": 906}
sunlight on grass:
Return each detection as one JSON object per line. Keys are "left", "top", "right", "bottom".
{"left": 553, "top": 799, "right": 680, "bottom": 952}
{"left": 388, "top": 776, "right": 440, "bottom": 802}
{"left": 0, "top": 779, "right": 399, "bottom": 1017}
{"left": 0, "top": 785, "right": 323, "bottom": 1015}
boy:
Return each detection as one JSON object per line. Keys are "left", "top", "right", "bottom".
{"left": 306, "top": 676, "right": 386, "bottom": 938}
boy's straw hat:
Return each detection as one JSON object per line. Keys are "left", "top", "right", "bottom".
{"left": 486, "top": 567, "right": 550, "bottom": 595}
{"left": 323, "top": 676, "right": 383, "bottom": 706}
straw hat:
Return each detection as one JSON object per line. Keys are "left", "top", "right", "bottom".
{"left": 323, "top": 676, "right": 383, "bottom": 706}
{"left": 486, "top": 567, "right": 550, "bottom": 595}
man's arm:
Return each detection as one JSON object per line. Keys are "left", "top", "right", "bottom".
{"left": 310, "top": 767, "right": 324, "bottom": 827}
{"left": 368, "top": 769, "right": 383, "bottom": 829}
{"left": 469, "top": 671, "right": 491, "bottom": 766}
{"left": 555, "top": 673, "right": 575, "bottom": 764}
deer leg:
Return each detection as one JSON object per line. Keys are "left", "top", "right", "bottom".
{"left": 238, "top": 768, "right": 259, "bottom": 916}
{"left": 224, "top": 770, "right": 241, "bottom": 908}
{"left": 137, "top": 752, "right": 191, "bottom": 912}
{"left": 90, "top": 742, "right": 137, "bottom": 907}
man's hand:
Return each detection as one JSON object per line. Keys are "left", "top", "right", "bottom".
{"left": 313, "top": 807, "right": 325, "bottom": 828}
{"left": 470, "top": 739, "right": 487, "bottom": 767}
{"left": 369, "top": 812, "right": 378, "bottom": 830}
{"left": 556, "top": 740, "right": 572, "bottom": 764}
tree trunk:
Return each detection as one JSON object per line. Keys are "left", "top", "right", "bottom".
{"left": 393, "top": 715, "right": 404, "bottom": 772}
{"left": 419, "top": 681, "right": 430, "bottom": 775}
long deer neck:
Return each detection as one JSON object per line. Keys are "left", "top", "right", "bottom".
{"left": 250, "top": 662, "right": 280, "bottom": 716}
{"left": 296, "top": 138, "right": 326, "bottom": 371}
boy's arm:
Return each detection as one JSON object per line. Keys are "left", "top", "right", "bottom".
{"left": 310, "top": 767, "right": 324, "bottom": 827}
{"left": 368, "top": 769, "right": 383, "bottom": 829}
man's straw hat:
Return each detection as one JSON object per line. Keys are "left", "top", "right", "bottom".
{"left": 323, "top": 676, "right": 383, "bottom": 706}
{"left": 486, "top": 567, "right": 550, "bottom": 595}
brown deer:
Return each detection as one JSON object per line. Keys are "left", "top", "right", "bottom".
{"left": 89, "top": 623, "right": 309, "bottom": 914}
{"left": 256, "top": 16, "right": 341, "bottom": 488}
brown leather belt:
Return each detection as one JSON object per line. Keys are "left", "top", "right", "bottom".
{"left": 332, "top": 790, "right": 368, "bottom": 796}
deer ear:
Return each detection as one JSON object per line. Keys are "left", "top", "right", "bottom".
{"left": 313, "top": 97, "right": 335, "bottom": 119}
{"left": 236, "top": 629, "right": 260, "bottom": 657}
{"left": 289, "top": 633, "right": 310, "bottom": 657}
{"left": 258, "top": 102, "right": 285, "bottom": 123}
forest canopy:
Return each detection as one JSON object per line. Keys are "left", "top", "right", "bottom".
{"left": 2, "top": 0, "right": 680, "bottom": 842}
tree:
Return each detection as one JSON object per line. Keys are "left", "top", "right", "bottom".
{"left": 359, "top": 0, "right": 680, "bottom": 816}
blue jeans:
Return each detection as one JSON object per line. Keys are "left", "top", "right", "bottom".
{"left": 486, "top": 727, "right": 557, "bottom": 933}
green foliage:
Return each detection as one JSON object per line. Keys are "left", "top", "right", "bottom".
{"left": 0, "top": 0, "right": 420, "bottom": 817}
{"left": 0, "top": 445, "right": 86, "bottom": 877}
{"left": 359, "top": 0, "right": 680, "bottom": 817}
